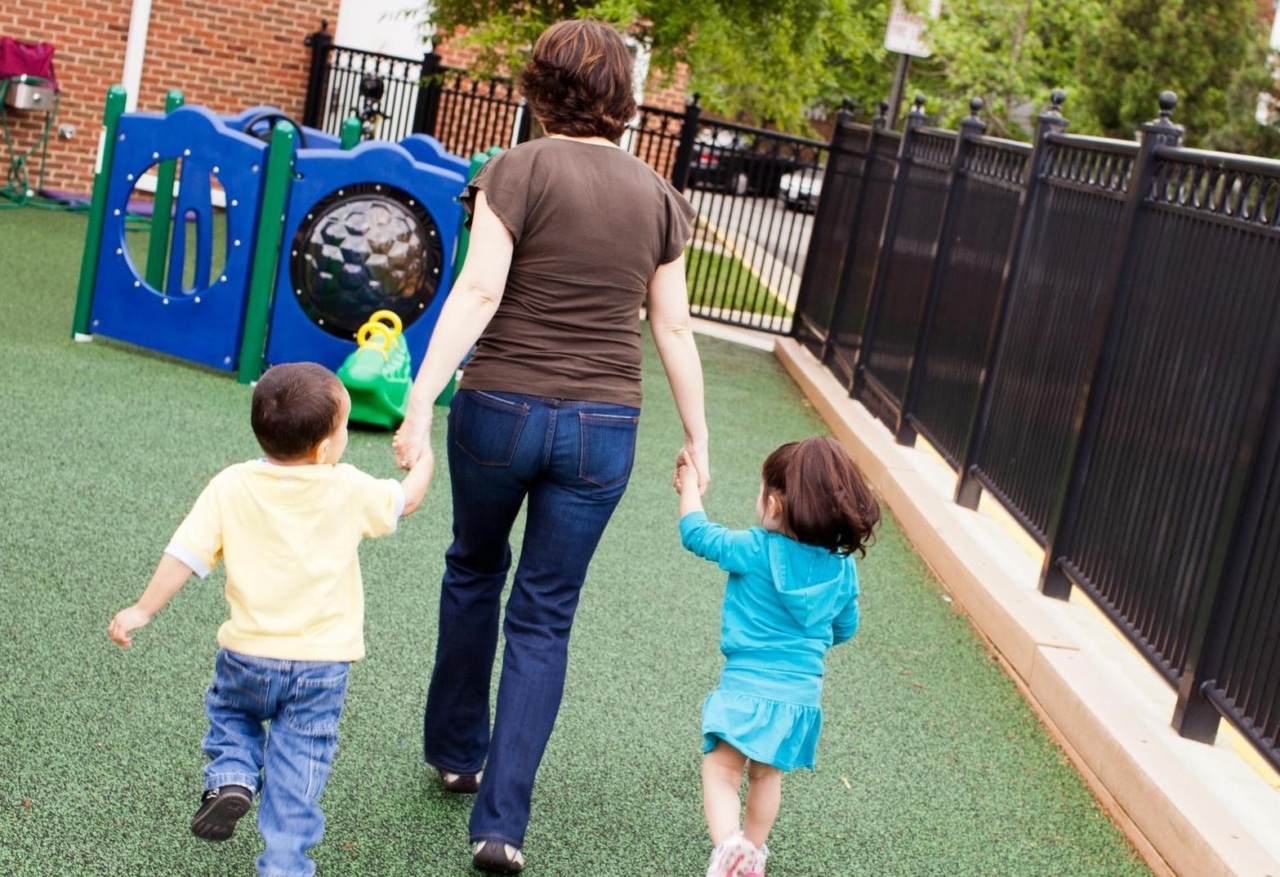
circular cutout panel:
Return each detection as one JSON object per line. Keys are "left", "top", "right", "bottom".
{"left": 290, "top": 183, "right": 443, "bottom": 339}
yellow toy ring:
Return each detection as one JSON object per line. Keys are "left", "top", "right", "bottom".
{"left": 368, "top": 309, "right": 403, "bottom": 337}
{"left": 357, "top": 321, "right": 394, "bottom": 358}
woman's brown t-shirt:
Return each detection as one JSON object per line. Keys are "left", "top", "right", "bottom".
{"left": 457, "top": 137, "right": 695, "bottom": 408}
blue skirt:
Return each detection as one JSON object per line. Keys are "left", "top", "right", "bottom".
{"left": 701, "top": 666, "right": 823, "bottom": 772}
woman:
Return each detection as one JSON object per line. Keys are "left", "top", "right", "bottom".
{"left": 392, "top": 18, "right": 709, "bottom": 875}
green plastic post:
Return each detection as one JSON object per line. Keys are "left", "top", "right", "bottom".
{"left": 72, "top": 85, "right": 128, "bottom": 339}
{"left": 450, "top": 146, "right": 502, "bottom": 279}
{"left": 434, "top": 146, "right": 502, "bottom": 406}
{"left": 144, "top": 90, "right": 185, "bottom": 291}
{"left": 237, "top": 120, "right": 296, "bottom": 384}
{"left": 340, "top": 114, "right": 362, "bottom": 150}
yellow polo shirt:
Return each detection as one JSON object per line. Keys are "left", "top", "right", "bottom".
{"left": 166, "top": 460, "right": 405, "bottom": 662}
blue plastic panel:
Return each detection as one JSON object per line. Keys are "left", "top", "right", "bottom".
{"left": 399, "top": 134, "right": 470, "bottom": 178}
{"left": 221, "top": 106, "right": 341, "bottom": 150}
{"left": 89, "top": 106, "right": 267, "bottom": 371}
{"left": 265, "top": 140, "right": 465, "bottom": 374}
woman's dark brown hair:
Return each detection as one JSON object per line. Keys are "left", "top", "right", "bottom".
{"left": 518, "top": 19, "right": 638, "bottom": 142}
{"left": 762, "top": 437, "right": 880, "bottom": 556}
{"left": 250, "top": 362, "right": 343, "bottom": 461}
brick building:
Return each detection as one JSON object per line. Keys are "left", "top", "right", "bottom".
{"left": 1, "top": 1, "right": 688, "bottom": 196}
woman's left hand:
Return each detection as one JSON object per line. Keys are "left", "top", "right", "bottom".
{"left": 676, "top": 440, "right": 710, "bottom": 495}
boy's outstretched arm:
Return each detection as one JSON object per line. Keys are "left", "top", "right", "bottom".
{"left": 400, "top": 444, "right": 435, "bottom": 517}
{"left": 108, "top": 553, "right": 195, "bottom": 647}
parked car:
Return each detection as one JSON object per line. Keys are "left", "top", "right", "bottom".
{"left": 778, "top": 167, "right": 824, "bottom": 212}
{"left": 687, "top": 130, "right": 808, "bottom": 197}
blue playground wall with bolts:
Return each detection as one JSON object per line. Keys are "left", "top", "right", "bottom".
{"left": 71, "top": 86, "right": 470, "bottom": 385}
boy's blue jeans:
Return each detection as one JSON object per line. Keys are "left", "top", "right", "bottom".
{"left": 203, "top": 648, "right": 350, "bottom": 877}
{"left": 423, "top": 389, "right": 640, "bottom": 849}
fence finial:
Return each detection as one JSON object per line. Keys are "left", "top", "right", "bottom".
{"left": 910, "top": 94, "right": 926, "bottom": 116}
{"left": 1145, "top": 90, "right": 1184, "bottom": 144}
{"left": 961, "top": 98, "right": 987, "bottom": 137}
{"left": 1036, "top": 89, "right": 1069, "bottom": 138}
{"left": 872, "top": 99, "right": 889, "bottom": 130}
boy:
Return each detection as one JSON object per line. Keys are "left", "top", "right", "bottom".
{"left": 109, "top": 361, "right": 433, "bottom": 877}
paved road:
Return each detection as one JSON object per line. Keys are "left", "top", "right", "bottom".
{"left": 684, "top": 188, "right": 815, "bottom": 273}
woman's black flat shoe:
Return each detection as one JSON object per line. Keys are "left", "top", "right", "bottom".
{"left": 439, "top": 769, "right": 482, "bottom": 793}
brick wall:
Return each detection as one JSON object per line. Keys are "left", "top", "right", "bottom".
{"left": 641, "top": 63, "right": 689, "bottom": 113}
{"left": 1, "top": 1, "right": 337, "bottom": 195}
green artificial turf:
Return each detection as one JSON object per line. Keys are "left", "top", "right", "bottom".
{"left": 0, "top": 207, "right": 1150, "bottom": 876}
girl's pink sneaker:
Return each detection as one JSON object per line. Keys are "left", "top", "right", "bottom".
{"left": 744, "top": 842, "right": 770, "bottom": 877}
{"left": 705, "top": 832, "right": 757, "bottom": 877}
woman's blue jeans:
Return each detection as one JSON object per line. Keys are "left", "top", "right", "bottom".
{"left": 202, "top": 648, "right": 349, "bottom": 877}
{"left": 423, "top": 389, "right": 640, "bottom": 848}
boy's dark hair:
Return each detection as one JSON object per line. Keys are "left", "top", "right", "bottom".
{"left": 518, "top": 19, "right": 638, "bottom": 142}
{"left": 762, "top": 437, "right": 880, "bottom": 556}
{"left": 250, "top": 363, "right": 343, "bottom": 461}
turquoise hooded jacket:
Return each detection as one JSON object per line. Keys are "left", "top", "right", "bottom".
{"left": 680, "top": 511, "right": 860, "bottom": 681}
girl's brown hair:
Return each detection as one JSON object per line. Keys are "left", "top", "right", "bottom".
{"left": 762, "top": 437, "right": 880, "bottom": 556}
{"left": 518, "top": 19, "right": 637, "bottom": 142}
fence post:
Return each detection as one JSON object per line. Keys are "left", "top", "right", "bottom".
{"left": 894, "top": 98, "right": 987, "bottom": 447}
{"left": 513, "top": 98, "right": 534, "bottom": 146}
{"left": 955, "top": 90, "right": 1067, "bottom": 508}
{"left": 412, "top": 51, "right": 444, "bottom": 136}
{"left": 1169, "top": 415, "right": 1280, "bottom": 743}
{"left": 791, "top": 98, "right": 856, "bottom": 335}
{"left": 851, "top": 94, "right": 926, "bottom": 399}
{"left": 1037, "top": 92, "right": 1184, "bottom": 599}
{"left": 814, "top": 100, "right": 888, "bottom": 371}
{"left": 669, "top": 94, "right": 702, "bottom": 191}
{"left": 302, "top": 20, "right": 332, "bottom": 130}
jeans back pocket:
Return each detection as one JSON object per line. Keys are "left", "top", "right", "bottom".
{"left": 578, "top": 411, "right": 640, "bottom": 488}
{"left": 284, "top": 668, "right": 350, "bottom": 734}
{"left": 452, "top": 390, "right": 530, "bottom": 467}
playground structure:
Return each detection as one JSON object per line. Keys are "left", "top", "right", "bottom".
{"left": 338, "top": 309, "right": 413, "bottom": 429}
{"left": 69, "top": 85, "right": 474, "bottom": 397}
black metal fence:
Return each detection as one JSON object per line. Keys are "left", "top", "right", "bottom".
{"left": 302, "top": 25, "right": 826, "bottom": 335}
{"left": 794, "top": 89, "right": 1280, "bottom": 772}
{"left": 303, "top": 23, "right": 530, "bottom": 157}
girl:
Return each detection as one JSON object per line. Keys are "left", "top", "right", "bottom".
{"left": 675, "top": 437, "right": 880, "bottom": 877}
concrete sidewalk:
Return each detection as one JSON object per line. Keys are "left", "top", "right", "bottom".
{"left": 774, "top": 337, "right": 1280, "bottom": 877}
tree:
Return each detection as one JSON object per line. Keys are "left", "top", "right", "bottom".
{"left": 417, "top": 0, "right": 898, "bottom": 132}
{"left": 1072, "top": 0, "right": 1276, "bottom": 153}
{"left": 912, "top": 0, "right": 1103, "bottom": 139}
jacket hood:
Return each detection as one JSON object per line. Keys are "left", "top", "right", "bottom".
{"left": 766, "top": 534, "right": 856, "bottom": 630}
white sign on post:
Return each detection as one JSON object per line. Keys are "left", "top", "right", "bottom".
{"left": 884, "top": 0, "right": 942, "bottom": 58}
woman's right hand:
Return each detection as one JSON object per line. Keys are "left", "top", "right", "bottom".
{"left": 393, "top": 410, "right": 432, "bottom": 471}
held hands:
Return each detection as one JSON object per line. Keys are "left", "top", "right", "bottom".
{"left": 674, "top": 447, "right": 704, "bottom": 496}
{"left": 674, "top": 440, "right": 710, "bottom": 496}
{"left": 393, "top": 409, "right": 433, "bottom": 471}
{"left": 108, "top": 605, "right": 153, "bottom": 648}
